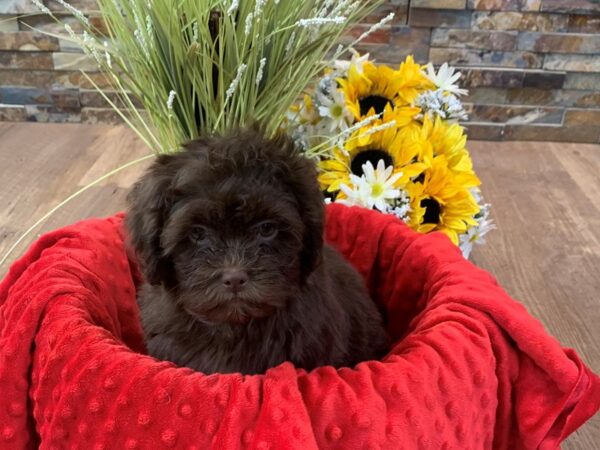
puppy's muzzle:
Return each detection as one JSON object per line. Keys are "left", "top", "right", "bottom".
{"left": 221, "top": 268, "right": 249, "bottom": 294}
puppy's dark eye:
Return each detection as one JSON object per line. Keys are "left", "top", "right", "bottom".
{"left": 190, "top": 225, "right": 210, "bottom": 245}
{"left": 256, "top": 221, "right": 278, "bottom": 240}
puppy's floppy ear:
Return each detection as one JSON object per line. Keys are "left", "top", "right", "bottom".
{"left": 276, "top": 134, "right": 325, "bottom": 281}
{"left": 125, "top": 155, "right": 176, "bottom": 286}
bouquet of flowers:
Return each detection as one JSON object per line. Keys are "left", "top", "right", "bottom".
{"left": 287, "top": 53, "right": 494, "bottom": 258}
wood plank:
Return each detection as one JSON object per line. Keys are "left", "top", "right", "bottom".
{"left": 0, "top": 123, "right": 150, "bottom": 269}
{"left": 468, "top": 140, "right": 600, "bottom": 449}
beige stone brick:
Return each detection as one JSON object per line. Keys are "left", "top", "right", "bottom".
{"left": 409, "top": 9, "right": 471, "bottom": 28}
{"left": 518, "top": 32, "right": 600, "bottom": 54}
{"left": 52, "top": 52, "right": 99, "bottom": 72}
{"left": 46, "top": 0, "right": 98, "bottom": 13}
{"left": 568, "top": 15, "right": 600, "bottom": 33}
{"left": 431, "top": 29, "right": 517, "bottom": 50}
{"left": 564, "top": 109, "right": 600, "bottom": 126}
{"left": 468, "top": 0, "right": 541, "bottom": 11}
{"left": 0, "top": 31, "right": 59, "bottom": 51}
{"left": 461, "top": 122, "right": 505, "bottom": 140}
{"left": 465, "top": 87, "right": 508, "bottom": 104}
{"left": 470, "top": 104, "right": 564, "bottom": 124}
{"left": 412, "top": 0, "right": 466, "bottom": 9}
{"left": 24, "top": 105, "right": 81, "bottom": 123}
{"left": 563, "top": 73, "right": 600, "bottom": 90}
{"left": 0, "top": 51, "right": 53, "bottom": 70}
{"left": 503, "top": 124, "right": 600, "bottom": 142}
{"left": 0, "top": 69, "right": 112, "bottom": 89}
{"left": 541, "top": 0, "right": 600, "bottom": 14}
{"left": 472, "top": 11, "right": 568, "bottom": 32}
{"left": 354, "top": 27, "right": 430, "bottom": 64}
{"left": 363, "top": 2, "right": 409, "bottom": 24}
{"left": 544, "top": 54, "right": 600, "bottom": 72}
{"left": 0, "top": 15, "right": 19, "bottom": 32}
{"left": 462, "top": 68, "right": 524, "bottom": 88}
{"left": 0, "top": 104, "right": 26, "bottom": 121}
{"left": 429, "top": 48, "right": 543, "bottom": 69}
{"left": 0, "top": 0, "right": 38, "bottom": 14}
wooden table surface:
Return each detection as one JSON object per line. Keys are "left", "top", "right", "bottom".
{"left": 0, "top": 122, "right": 598, "bottom": 448}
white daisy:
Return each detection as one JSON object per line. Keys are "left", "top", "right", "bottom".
{"left": 424, "top": 63, "right": 468, "bottom": 97}
{"left": 338, "top": 174, "right": 373, "bottom": 209}
{"left": 318, "top": 88, "right": 353, "bottom": 132}
{"left": 361, "top": 160, "right": 403, "bottom": 211}
{"left": 334, "top": 49, "right": 370, "bottom": 75}
{"left": 459, "top": 205, "right": 496, "bottom": 259}
{"left": 338, "top": 160, "right": 402, "bottom": 212}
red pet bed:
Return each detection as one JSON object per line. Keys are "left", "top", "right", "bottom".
{"left": 1, "top": 204, "right": 598, "bottom": 449}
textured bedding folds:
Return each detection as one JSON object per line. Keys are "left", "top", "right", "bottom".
{"left": 0, "top": 203, "right": 598, "bottom": 449}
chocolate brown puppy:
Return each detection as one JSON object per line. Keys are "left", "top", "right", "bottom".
{"left": 126, "top": 127, "right": 388, "bottom": 374}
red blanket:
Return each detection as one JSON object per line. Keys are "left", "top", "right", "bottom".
{"left": 0, "top": 204, "right": 598, "bottom": 449}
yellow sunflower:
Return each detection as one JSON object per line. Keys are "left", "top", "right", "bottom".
{"left": 318, "top": 119, "right": 426, "bottom": 194}
{"left": 338, "top": 56, "right": 432, "bottom": 121}
{"left": 406, "top": 155, "right": 480, "bottom": 245}
{"left": 402, "top": 115, "right": 480, "bottom": 188}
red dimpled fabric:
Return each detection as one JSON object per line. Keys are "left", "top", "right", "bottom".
{"left": 1, "top": 204, "right": 599, "bottom": 449}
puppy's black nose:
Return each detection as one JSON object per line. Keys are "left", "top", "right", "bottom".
{"left": 221, "top": 269, "right": 249, "bottom": 293}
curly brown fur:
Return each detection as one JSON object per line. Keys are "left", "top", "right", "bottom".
{"left": 126, "top": 126, "right": 388, "bottom": 375}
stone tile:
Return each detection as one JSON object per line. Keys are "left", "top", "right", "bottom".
{"left": 506, "top": 88, "right": 600, "bottom": 107}
{"left": 344, "top": 25, "right": 392, "bottom": 45}
{"left": 0, "top": 31, "right": 60, "bottom": 51}
{"left": 522, "top": 71, "right": 565, "bottom": 89}
{"left": 464, "top": 87, "right": 508, "bottom": 104}
{"left": 431, "top": 29, "right": 517, "bottom": 51}
{"left": 0, "top": 15, "right": 19, "bottom": 32}
{"left": 470, "top": 104, "right": 564, "bottom": 124}
{"left": 59, "top": 37, "right": 85, "bottom": 53}
{"left": 79, "top": 90, "right": 142, "bottom": 108}
{"left": 81, "top": 107, "right": 123, "bottom": 125}
{"left": 503, "top": 124, "right": 600, "bottom": 143}
{"left": 52, "top": 52, "right": 99, "bottom": 71}
{"left": 568, "top": 15, "right": 600, "bottom": 33}
{"left": 517, "top": 32, "right": 600, "bottom": 54}
{"left": 472, "top": 12, "right": 569, "bottom": 32}
{"left": 24, "top": 104, "right": 81, "bottom": 123}
{"left": 468, "top": 0, "right": 541, "bottom": 11}
{"left": 520, "top": 0, "right": 542, "bottom": 10}
{"left": 564, "top": 108, "right": 600, "bottom": 126}
{"left": 0, "top": 69, "right": 112, "bottom": 89}
{"left": 0, "top": 51, "right": 53, "bottom": 69}
{"left": 0, "top": 86, "right": 52, "bottom": 105}
{"left": 364, "top": 1, "right": 409, "bottom": 24}
{"left": 462, "top": 68, "right": 524, "bottom": 88}
{"left": 0, "top": 104, "right": 26, "bottom": 121}
{"left": 544, "top": 54, "right": 600, "bottom": 72}
{"left": 0, "top": 0, "right": 38, "bottom": 14}
{"left": 412, "top": 0, "right": 466, "bottom": 9}
{"left": 506, "top": 87, "right": 554, "bottom": 105}
{"left": 18, "top": 15, "right": 85, "bottom": 34}
{"left": 461, "top": 122, "right": 505, "bottom": 140}
{"left": 80, "top": 89, "right": 112, "bottom": 107}
{"left": 357, "top": 27, "right": 430, "bottom": 64}
{"left": 46, "top": 0, "right": 98, "bottom": 13}
{"left": 429, "top": 48, "right": 543, "bottom": 69}
{"left": 563, "top": 73, "right": 600, "bottom": 90}
{"left": 50, "top": 86, "right": 81, "bottom": 111}
{"left": 408, "top": 9, "right": 471, "bottom": 28}
{"left": 572, "top": 92, "right": 600, "bottom": 107}
{"left": 541, "top": 0, "right": 600, "bottom": 14}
